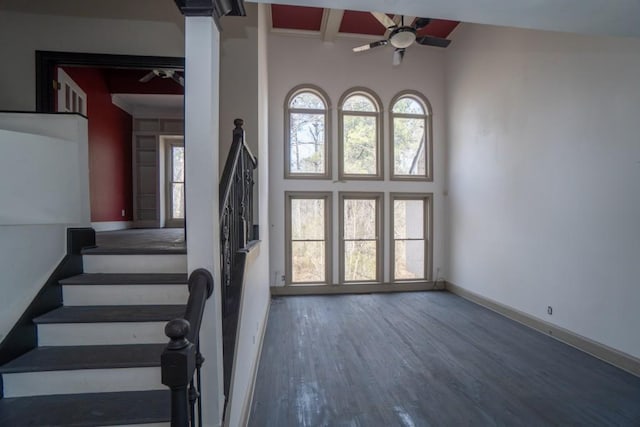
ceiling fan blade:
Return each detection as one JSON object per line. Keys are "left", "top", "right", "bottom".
{"left": 392, "top": 48, "right": 405, "bottom": 66}
{"left": 371, "top": 12, "right": 396, "bottom": 29}
{"left": 413, "top": 18, "right": 431, "bottom": 30}
{"left": 171, "top": 73, "right": 185, "bottom": 87}
{"left": 415, "top": 35, "right": 451, "bottom": 48}
{"left": 353, "top": 39, "right": 388, "bottom": 52}
{"left": 139, "top": 71, "right": 156, "bottom": 83}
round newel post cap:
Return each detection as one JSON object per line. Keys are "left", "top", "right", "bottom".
{"left": 165, "top": 318, "right": 191, "bottom": 350}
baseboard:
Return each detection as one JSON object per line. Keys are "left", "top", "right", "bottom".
{"left": 91, "top": 221, "right": 133, "bottom": 232}
{"left": 446, "top": 281, "right": 640, "bottom": 377}
{"left": 239, "top": 302, "right": 270, "bottom": 427}
{"left": 271, "top": 281, "right": 444, "bottom": 296}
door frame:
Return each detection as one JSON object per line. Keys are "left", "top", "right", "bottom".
{"left": 35, "top": 50, "right": 184, "bottom": 112}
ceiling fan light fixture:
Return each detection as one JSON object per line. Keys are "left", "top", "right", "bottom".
{"left": 389, "top": 27, "right": 416, "bottom": 49}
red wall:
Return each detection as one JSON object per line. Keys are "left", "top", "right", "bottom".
{"left": 62, "top": 67, "right": 133, "bottom": 222}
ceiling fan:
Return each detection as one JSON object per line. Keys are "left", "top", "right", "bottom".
{"left": 353, "top": 13, "right": 451, "bottom": 65}
{"left": 139, "top": 69, "right": 185, "bottom": 87}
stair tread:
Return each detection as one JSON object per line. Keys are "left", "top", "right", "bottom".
{"left": 60, "top": 273, "right": 188, "bottom": 285}
{"left": 82, "top": 246, "right": 186, "bottom": 254}
{"left": 0, "top": 344, "right": 165, "bottom": 373}
{"left": 33, "top": 305, "right": 185, "bottom": 324}
{"left": 0, "top": 390, "right": 170, "bottom": 427}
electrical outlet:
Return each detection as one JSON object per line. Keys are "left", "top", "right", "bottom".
{"left": 547, "top": 306, "right": 553, "bottom": 315}
{"left": 121, "top": 209, "right": 126, "bottom": 217}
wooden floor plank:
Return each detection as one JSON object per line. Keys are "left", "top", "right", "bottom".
{"left": 249, "top": 292, "right": 640, "bottom": 426}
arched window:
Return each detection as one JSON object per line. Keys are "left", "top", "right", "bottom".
{"left": 285, "top": 85, "right": 331, "bottom": 178}
{"left": 390, "top": 91, "right": 432, "bottom": 180}
{"left": 338, "top": 88, "right": 383, "bottom": 180}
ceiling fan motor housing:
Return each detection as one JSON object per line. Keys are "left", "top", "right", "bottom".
{"left": 390, "top": 27, "right": 417, "bottom": 49}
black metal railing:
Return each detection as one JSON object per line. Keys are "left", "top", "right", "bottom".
{"left": 219, "top": 118, "right": 258, "bottom": 408}
{"left": 161, "top": 268, "right": 214, "bottom": 427}
{"left": 220, "top": 118, "right": 257, "bottom": 284}
{"left": 162, "top": 119, "right": 257, "bottom": 426}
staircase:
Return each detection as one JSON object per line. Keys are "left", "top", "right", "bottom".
{"left": 0, "top": 251, "right": 188, "bottom": 427}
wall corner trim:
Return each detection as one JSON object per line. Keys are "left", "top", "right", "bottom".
{"left": 446, "top": 282, "right": 640, "bottom": 378}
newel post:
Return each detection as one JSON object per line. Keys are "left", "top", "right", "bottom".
{"left": 161, "top": 319, "right": 196, "bottom": 427}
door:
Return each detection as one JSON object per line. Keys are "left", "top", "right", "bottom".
{"left": 165, "top": 139, "right": 185, "bottom": 228}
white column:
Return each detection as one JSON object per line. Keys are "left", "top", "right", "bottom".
{"left": 184, "top": 16, "right": 224, "bottom": 426}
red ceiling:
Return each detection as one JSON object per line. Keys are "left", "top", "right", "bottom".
{"left": 339, "top": 11, "right": 388, "bottom": 36}
{"left": 271, "top": 5, "right": 324, "bottom": 31}
{"left": 271, "top": 5, "right": 459, "bottom": 40}
{"left": 104, "top": 69, "right": 184, "bottom": 95}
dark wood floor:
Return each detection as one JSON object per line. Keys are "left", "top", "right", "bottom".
{"left": 249, "top": 292, "right": 640, "bottom": 426}
{"left": 87, "top": 228, "right": 186, "bottom": 254}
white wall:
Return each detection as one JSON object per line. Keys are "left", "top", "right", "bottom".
{"left": 268, "top": 34, "right": 448, "bottom": 286}
{"left": 184, "top": 16, "right": 224, "bottom": 426}
{"left": 219, "top": 4, "right": 259, "bottom": 168}
{"left": 446, "top": 24, "right": 640, "bottom": 358}
{"left": 0, "top": 113, "right": 89, "bottom": 343}
{"left": 223, "top": 5, "right": 271, "bottom": 426}
{"left": 0, "top": 10, "right": 184, "bottom": 111}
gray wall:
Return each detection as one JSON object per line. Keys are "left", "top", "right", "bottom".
{"left": 446, "top": 23, "right": 640, "bottom": 358}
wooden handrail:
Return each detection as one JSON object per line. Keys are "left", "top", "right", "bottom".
{"left": 161, "top": 268, "right": 214, "bottom": 427}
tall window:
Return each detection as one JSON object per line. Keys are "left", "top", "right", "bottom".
{"left": 391, "top": 193, "right": 432, "bottom": 282}
{"left": 285, "top": 192, "right": 332, "bottom": 285}
{"left": 390, "top": 91, "right": 432, "bottom": 180}
{"left": 340, "top": 193, "right": 383, "bottom": 284}
{"left": 339, "top": 89, "right": 383, "bottom": 180}
{"left": 285, "top": 85, "right": 330, "bottom": 179}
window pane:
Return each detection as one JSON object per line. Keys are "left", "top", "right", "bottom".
{"left": 292, "top": 241, "right": 325, "bottom": 283}
{"left": 290, "top": 113, "right": 325, "bottom": 174}
{"left": 393, "top": 97, "right": 425, "bottom": 114}
{"left": 394, "top": 240, "right": 425, "bottom": 280}
{"left": 344, "top": 240, "right": 377, "bottom": 281}
{"left": 172, "top": 146, "right": 184, "bottom": 182}
{"left": 394, "top": 199, "right": 424, "bottom": 239}
{"left": 291, "top": 198, "right": 324, "bottom": 240}
{"left": 344, "top": 199, "right": 376, "bottom": 240}
{"left": 290, "top": 92, "right": 324, "bottom": 109}
{"left": 343, "top": 95, "right": 375, "bottom": 112}
{"left": 343, "top": 115, "right": 377, "bottom": 175}
{"left": 172, "top": 183, "right": 185, "bottom": 219}
{"left": 394, "top": 117, "right": 425, "bottom": 175}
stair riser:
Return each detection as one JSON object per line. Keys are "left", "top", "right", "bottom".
{"left": 83, "top": 255, "right": 187, "bottom": 274}
{"left": 2, "top": 367, "right": 162, "bottom": 398}
{"left": 62, "top": 285, "right": 189, "bottom": 306}
{"left": 38, "top": 322, "right": 169, "bottom": 346}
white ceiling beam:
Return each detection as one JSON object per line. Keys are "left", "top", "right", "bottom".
{"left": 321, "top": 8, "right": 345, "bottom": 42}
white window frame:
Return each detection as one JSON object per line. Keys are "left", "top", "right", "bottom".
{"left": 389, "top": 90, "right": 433, "bottom": 181}
{"left": 390, "top": 193, "right": 433, "bottom": 283}
{"left": 285, "top": 191, "right": 333, "bottom": 286}
{"left": 284, "top": 85, "right": 332, "bottom": 179}
{"left": 339, "top": 192, "right": 384, "bottom": 284}
{"left": 338, "top": 88, "right": 383, "bottom": 181}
